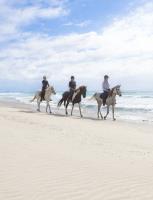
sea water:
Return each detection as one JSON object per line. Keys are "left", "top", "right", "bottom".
{"left": 0, "top": 91, "right": 153, "bottom": 123}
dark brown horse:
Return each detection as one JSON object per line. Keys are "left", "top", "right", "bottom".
{"left": 58, "top": 86, "right": 87, "bottom": 117}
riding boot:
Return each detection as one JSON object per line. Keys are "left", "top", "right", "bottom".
{"left": 40, "top": 95, "right": 44, "bottom": 102}
{"left": 41, "top": 90, "right": 45, "bottom": 101}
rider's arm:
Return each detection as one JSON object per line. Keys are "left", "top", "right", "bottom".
{"left": 103, "top": 81, "right": 109, "bottom": 91}
{"left": 69, "top": 81, "right": 71, "bottom": 89}
{"left": 73, "top": 81, "right": 76, "bottom": 90}
{"left": 102, "top": 81, "right": 105, "bottom": 91}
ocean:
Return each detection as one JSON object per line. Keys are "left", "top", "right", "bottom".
{"left": 0, "top": 91, "right": 153, "bottom": 123}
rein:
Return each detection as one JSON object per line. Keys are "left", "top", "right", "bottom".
{"left": 72, "top": 86, "right": 86, "bottom": 102}
{"left": 75, "top": 86, "right": 84, "bottom": 96}
{"left": 108, "top": 88, "right": 115, "bottom": 97}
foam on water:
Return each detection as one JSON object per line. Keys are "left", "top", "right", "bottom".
{"left": 0, "top": 91, "right": 153, "bottom": 122}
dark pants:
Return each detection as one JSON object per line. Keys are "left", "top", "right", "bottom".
{"left": 41, "top": 87, "right": 46, "bottom": 101}
{"left": 69, "top": 89, "right": 75, "bottom": 99}
{"left": 103, "top": 91, "right": 109, "bottom": 105}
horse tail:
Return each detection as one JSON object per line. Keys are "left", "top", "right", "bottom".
{"left": 58, "top": 98, "right": 64, "bottom": 107}
{"left": 30, "top": 95, "right": 36, "bottom": 102}
{"left": 90, "top": 93, "right": 97, "bottom": 100}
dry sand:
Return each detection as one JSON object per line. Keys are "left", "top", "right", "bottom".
{"left": 0, "top": 103, "right": 153, "bottom": 200}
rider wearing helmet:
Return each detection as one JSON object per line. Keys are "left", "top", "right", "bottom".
{"left": 41, "top": 76, "right": 49, "bottom": 101}
{"left": 102, "top": 75, "right": 110, "bottom": 106}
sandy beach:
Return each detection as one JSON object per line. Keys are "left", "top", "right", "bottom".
{"left": 0, "top": 102, "right": 153, "bottom": 200}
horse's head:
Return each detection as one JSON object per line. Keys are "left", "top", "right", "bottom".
{"left": 114, "top": 85, "right": 122, "bottom": 96}
{"left": 79, "top": 86, "right": 87, "bottom": 98}
{"left": 51, "top": 86, "right": 56, "bottom": 95}
{"left": 109, "top": 85, "right": 122, "bottom": 97}
{"left": 48, "top": 86, "right": 56, "bottom": 95}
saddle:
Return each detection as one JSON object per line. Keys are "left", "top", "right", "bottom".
{"left": 100, "top": 92, "right": 109, "bottom": 106}
{"left": 100, "top": 92, "right": 105, "bottom": 99}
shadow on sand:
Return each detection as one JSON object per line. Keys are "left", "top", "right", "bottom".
{"left": 19, "top": 109, "right": 102, "bottom": 121}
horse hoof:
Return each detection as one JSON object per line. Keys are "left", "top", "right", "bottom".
{"left": 81, "top": 115, "right": 83, "bottom": 118}
{"left": 113, "top": 118, "right": 116, "bottom": 121}
{"left": 37, "top": 109, "right": 40, "bottom": 112}
{"left": 104, "top": 116, "right": 106, "bottom": 120}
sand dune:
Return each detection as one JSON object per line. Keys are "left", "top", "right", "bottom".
{"left": 0, "top": 104, "right": 153, "bottom": 200}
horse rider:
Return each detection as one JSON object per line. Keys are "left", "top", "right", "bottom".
{"left": 102, "top": 75, "right": 110, "bottom": 106}
{"left": 69, "top": 76, "right": 76, "bottom": 99}
{"left": 41, "top": 76, "right": 50, "bottom": 101}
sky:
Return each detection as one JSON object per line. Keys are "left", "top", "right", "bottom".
{"left": 0, "top": 0, "right": 153, "bottom": 92}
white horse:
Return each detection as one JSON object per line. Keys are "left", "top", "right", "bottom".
{"left": 30, "top": 86, "right": 56, "bottom": 113}
{"left": 91, "top": 85, "right": 122, "bottom": 120}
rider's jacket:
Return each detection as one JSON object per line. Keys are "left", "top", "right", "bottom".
{"left": 69, "top": 80, "right": 76, "bottom": 91}
{"left": 102, "top": 80, "right": 110, "bottom": 92}
{"left": 42, "top": 80, "right": 49, "bottom": 90}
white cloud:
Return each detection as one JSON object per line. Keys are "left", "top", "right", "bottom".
{"left": 1, "top": 1, "right": 153, "bottom": 90}
{"left": 63, "top": 20, "right": 91, "bottom": 27}
{"left": 0, "top": 0, "right": 68, "bottom": 41}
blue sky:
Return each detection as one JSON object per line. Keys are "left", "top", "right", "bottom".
{"left": 18, "top": 0, "right": 144, "bottom": 36}
{"left": 0, "top": 0, "right": 153, "bottom": 92}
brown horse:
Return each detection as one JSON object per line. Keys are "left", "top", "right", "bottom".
{"left": 58, "top": 86, "right": 87, "bottom": 117}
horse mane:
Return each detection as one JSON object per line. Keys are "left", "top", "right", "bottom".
{"left": 47, "top": 85, "right": 54, "bottom": 90}
{"left": 108, "top": 88, "right": 115, "bottom": 97}
{"left": 108, "top": 85, "right": 120, "bottom": 96}
{"left": 75, "top": 85, "right": 86, "bottom": 92}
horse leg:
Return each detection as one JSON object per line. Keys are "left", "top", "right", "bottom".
{"left": 99, "top": 103, "right": 103, "bottom": 119}
{"left": 104, "top": 105, "right": 109, "bottom": 120}
{"left": 79, "top": 103, "right": 83, "bottom": 118}
{"left": 97, "top": 103, "right": 103, "bottom": 119}
{"left": 46, "top": 102, "right": 48, "bottom": 113}
{"left": 64, "top": 100, "right": 67, "bottom": 115}
{"left": 71, "top": 104, "right": 74, "bottom": 116}
{"left": 46, "top": 101, "right": 51, "bottom": 114}
{"left": 97, "top": 104, "right": 100, "bottom": 118}
{"left": 37, "top": 100, "right": 40, "bottom": 112}
{"left": 65, "top": 100, "right": 69, "bottom": 115}
{"left": 48, "top": 102, "right": 52, "bottom": 114}
{"left": 112, "top": 105, "right": 116, "bottom": 121}
{"left": 97, "top": 100, "right": 101, "bottom": 119}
